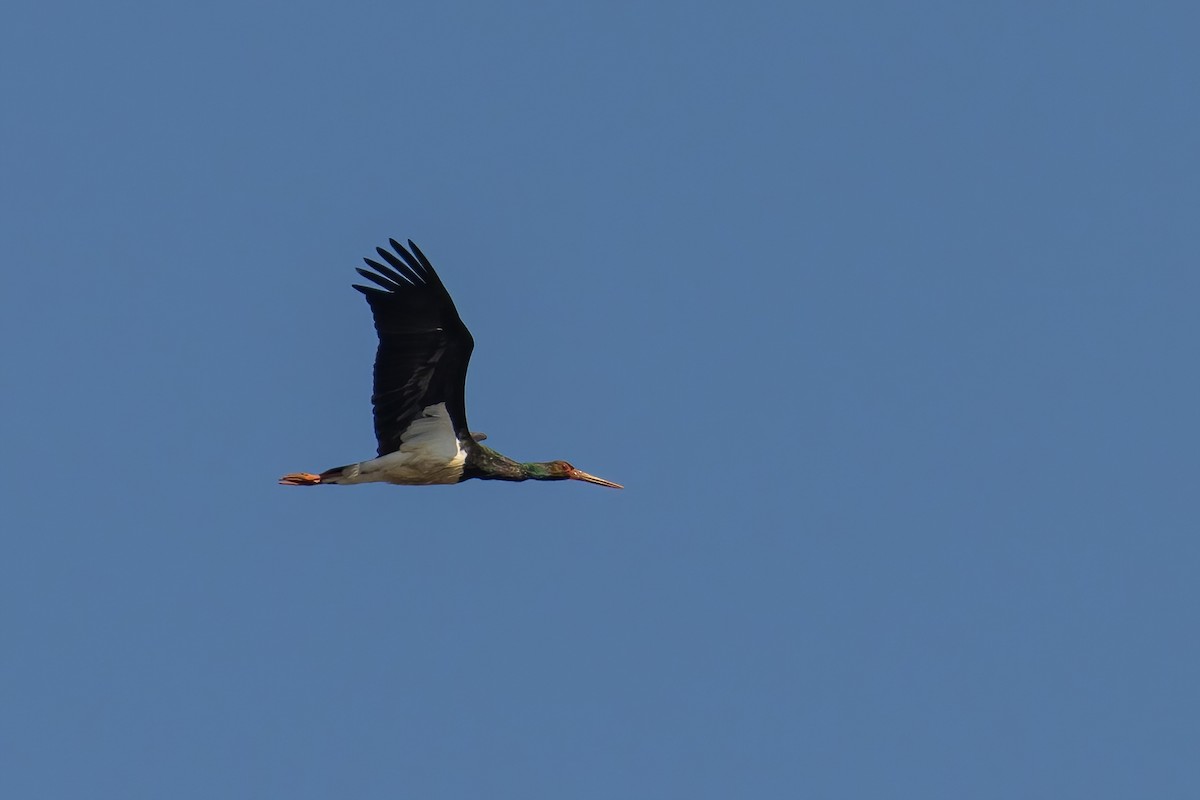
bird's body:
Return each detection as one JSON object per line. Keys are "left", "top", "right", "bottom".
{"left": 280, "top": 238, "right": 621, "bottom": 490}
{"left": 317, "top": 401, "right": 468, "bottom": 486}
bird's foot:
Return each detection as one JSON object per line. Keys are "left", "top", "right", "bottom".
{"left": 279, "top": 472, "right": 322, "bottom": 486}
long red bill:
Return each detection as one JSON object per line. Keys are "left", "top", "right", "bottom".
{"left": 568, "top": 468, "right": 624, "bottom": 489}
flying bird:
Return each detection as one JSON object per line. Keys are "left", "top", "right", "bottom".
{"left": 280, "top": 238, "right": 622, "bottom": 490}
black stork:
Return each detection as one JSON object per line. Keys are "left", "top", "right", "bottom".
{"left": 279, "top": 238, "right": 622, "bottom": 490}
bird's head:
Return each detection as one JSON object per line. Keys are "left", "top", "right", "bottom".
{"left": 532, "top": 460, "right": 623, "bottom": 489}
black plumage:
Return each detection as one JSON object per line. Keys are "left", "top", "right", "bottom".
{"left": 278, "top": 236, "right": 621, "bottom": 489}
{"left": 353, "top": 239, "right": 474, "bottom": 457}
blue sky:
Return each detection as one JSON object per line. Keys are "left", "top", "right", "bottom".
{"left": 3, "top": 1, "right": 1199, "bottom": 797}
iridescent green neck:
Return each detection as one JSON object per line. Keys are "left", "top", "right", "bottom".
{"left": 464, "top": 443, "right": 568, "bottom": 482}
{"left": 521, "top": 461, "right": 569, "bottom": 480}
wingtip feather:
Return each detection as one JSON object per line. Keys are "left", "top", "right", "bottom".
{"left": 376, "top": 244, "right": 424, "bottom": 284}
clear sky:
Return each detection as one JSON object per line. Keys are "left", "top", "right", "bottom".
{"left": 3, "top": 1, "right": 1198, "bottom": 797}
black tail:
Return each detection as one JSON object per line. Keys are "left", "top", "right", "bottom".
{"left": 319, "top": 464, "right": 353, "bottom": 483}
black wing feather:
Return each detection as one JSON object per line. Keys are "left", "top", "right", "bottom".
{"left": 375, "top": 247, "right": 424, "bottom": 284}
{"left": 360, "top": 257, "right": 409, "bottom": 287}
{"left": 352, "top": 239, "right": 475, "bottom": 456}
{"left": 354, "top": 267, "right": 402, "bottom": 292}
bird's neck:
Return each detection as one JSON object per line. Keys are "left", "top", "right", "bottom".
{"left": 465, "top": 443, "right": 560, "bottom": 482}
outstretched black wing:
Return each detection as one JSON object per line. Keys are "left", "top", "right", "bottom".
{"left": 352, "top": 239, "right": 475, "bottom": 456}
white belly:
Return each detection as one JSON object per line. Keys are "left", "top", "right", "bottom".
{"left": 332, "top": 402, "right": 468, "bottom": 485}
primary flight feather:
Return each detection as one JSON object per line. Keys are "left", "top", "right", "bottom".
{"left": 279, "top": 238, "right": 622, "bottom": 490}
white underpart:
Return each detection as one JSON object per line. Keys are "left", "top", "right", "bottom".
{"left": 334, "top": 402, "right": 467, "bottom": 485}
